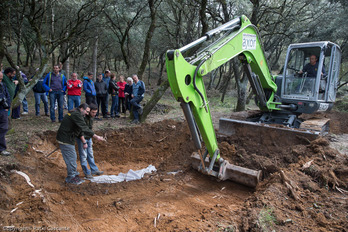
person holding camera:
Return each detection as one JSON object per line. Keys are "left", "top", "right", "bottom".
{"left": 0, "top": 72, "right": 11, "bottom": 156}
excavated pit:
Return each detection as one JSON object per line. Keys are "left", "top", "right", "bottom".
{"left": 0, "top": 115, "right": 347, "bottom": 231}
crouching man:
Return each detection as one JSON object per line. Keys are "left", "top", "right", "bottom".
{"left": 77, "top": 103, "right": 104, "bottom": 178}
{"left": 56, "top": 103, "right": 105, "bottom": 185}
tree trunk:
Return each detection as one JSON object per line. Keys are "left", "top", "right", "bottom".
{"left": 140, "top": 79, "right": 170, "bottom": 122}
{"left": 62, "top": 32, "right": 70, "bottom": 76}
{"left": 199, "top": 0, "right": 208, "bottom": 36}
{"left": 12, "top": 61, "right": 49, "bottom": 108}
{"left": 235, "top": 73, "right": 248, "bottom": 111}
{"left": 207, "top": 69, "right": 218, "bottom": 90}
{"left": 65, "top": 57, "right": 70, "bottom": 77}
{"left": 138, "top": 0, "right": 158, "bottom": 78}
{"left": 0, "top": 1, "right": 7, "bottom": 65}
{"left": 16, "top": 27, "right": 22, "bottom": 66}
{"left": 215, "top": 66, "right": 224, "bottom": 90}
{"left": 147, "top": 57, "right": 151, "bottom": 85}
{"left": 220, "top": 61, "right": 232, "bottom": 103}
{"left": 232, "top": 59, "right": 248, "bottom": 111}
{"left": 156, "top": 52, "right": 165, "bottom": 86}
{"left": 51, "top": 6, "right": 55, "bottom": 67}
{"left": 92, "top": 35, "right": 98, "bottom": 81}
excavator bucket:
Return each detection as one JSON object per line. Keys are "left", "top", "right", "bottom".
{"left": 191, "top": 153, "right": 261, "bottom": 188}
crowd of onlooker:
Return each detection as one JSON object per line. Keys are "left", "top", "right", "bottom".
{"left": 0, "top": 63, "right": 146, "bottom": 157}
{"left": 37, "top": 65, "right": 145, "bottom": 124}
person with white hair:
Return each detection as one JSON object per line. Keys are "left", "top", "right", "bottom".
{"left": 130, "top": 74, "right": 145, "bottom": 123}
{"left": 124, "top": 77, "right": 133, "bottom": 116}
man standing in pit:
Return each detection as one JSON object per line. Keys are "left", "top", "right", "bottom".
{"left": 56, "top": 103, "right": 105, "bottom": 185}
{"left": 76, "top": 103, "right": 104, "bottom": 178}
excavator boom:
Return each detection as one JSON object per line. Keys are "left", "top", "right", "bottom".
{"left": 166, "top": 15, "right": 270, "bottom": 187}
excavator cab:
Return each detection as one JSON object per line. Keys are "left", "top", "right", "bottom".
{"left": 281, "top": 42, "right": 341, "bottom": 114}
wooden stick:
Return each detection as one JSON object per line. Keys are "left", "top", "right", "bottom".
{"left": 45, "top": 147, "right": 59, "bottom": 157}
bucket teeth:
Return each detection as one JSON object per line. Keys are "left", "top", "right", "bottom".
{"left": 191, "top": 152, "right": 261, "bottom": 188}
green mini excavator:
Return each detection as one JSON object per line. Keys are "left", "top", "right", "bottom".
{"left": 165, "top": 15, "right": 341, "bottom": 187}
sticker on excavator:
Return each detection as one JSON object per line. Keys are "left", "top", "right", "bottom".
{"left": 242, "top": 33, "right": 257, "bottom": 50}
{"left": 318, "top": 103, "right": 329, "bottom": 111}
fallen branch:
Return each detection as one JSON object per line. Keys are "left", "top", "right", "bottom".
{"left": 157, "top": 136, "right": 167, "bottom": 142}
{"left": 285, "top": 181, "right": 299, "bottom": 201}
{"left": 11, "top": 170, "right": 34, "bottom": 188}
{"left": 329, "top": 170, "right": 339, "bottom": 189}
{"left": 280, "top": 170, "right": 299, "bottom": 200}
{"left": 32, "top": 146, "right": 44, "bottom": 154}
{"left": 302, "top": 160, "right": 314, "bottom": 170}
{"left": 336, "top": 186, "right": 348, "bottom": 194}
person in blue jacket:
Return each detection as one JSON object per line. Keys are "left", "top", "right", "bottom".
{"left": 33, "top": 75, "right": 49, "bottom": 116}
{"left": 83, "top": 72, "right": 97, "bottom": 105}
{"left": 43, "top": 64, "right": 67, "bottom": 123}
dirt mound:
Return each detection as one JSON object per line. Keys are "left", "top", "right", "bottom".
{"left": 0, "top": 118, "right": 347, "bottom": 231}
{"left": 238, "top": 137, "right": 348, "bottom": 231}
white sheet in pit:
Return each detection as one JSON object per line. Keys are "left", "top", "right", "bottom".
{"left": 90, "top": 165, "right": 157, "bottom": 184}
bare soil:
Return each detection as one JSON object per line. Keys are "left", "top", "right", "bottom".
{"left": 0, "top": 106, "right": 347, "bottom": 231}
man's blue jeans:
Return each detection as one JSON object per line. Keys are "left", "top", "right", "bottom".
{"left": 130, "top": 96, "right": 143, "bottom": 120}
{"left": 110, "top": 95, "right": 119, "bottom": 116}
{"left": 0, "top": 110, "right": 8, "bottom": 151}
{"left": 59, "top": 143, "right": 79, "bottom": 183}
{"left": 68, "top": 95, "right": 81, "bottom": 111}
{"left": 77, "top": 138, "right": 100, "bottom": 175}
{"left": 105, "top": 94, "right": 110, "bottom": 113}
{"left": 34, "top": 92, "right": 48, "bottom": 115}
{"left": 22, "top": 97, "right": 28, "bottom": 112}
{"left": 49, "top": 91, "right": 64, "bottom": 121}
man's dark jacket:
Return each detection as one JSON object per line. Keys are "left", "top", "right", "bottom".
{"left": 56, "top": 110, "right": 94, "bottom": 145}
{"left": 94, "top": 80, "right": 108, "bottom": 97}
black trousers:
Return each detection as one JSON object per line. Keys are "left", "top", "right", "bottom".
{"left": 85, "top": 95, "right": 97, "bottom": 105}
{"left": 96, "top": 95, "right": 107, "bottom": 117}
{"left": 0, "top": 110, "right": 9, "bottom": 151}
{"left": 118, "top": 97, "right": 126, "bottom": 113}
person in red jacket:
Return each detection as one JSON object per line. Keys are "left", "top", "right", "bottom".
{"left": 67, "top": 73, "right": 83, "bottom": 111}
{"left": 117, "top": 75, "right": 126, "bottom": 115}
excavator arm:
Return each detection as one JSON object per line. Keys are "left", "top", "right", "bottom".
{"left": 165, "top": 15, "right": 276, "bottom": 186}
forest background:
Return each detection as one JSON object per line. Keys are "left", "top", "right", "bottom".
{"left": 0, "top": 0, "right": 347, "bottom": 115}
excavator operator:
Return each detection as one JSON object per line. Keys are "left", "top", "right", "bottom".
{"left": 298, "top": 54, "right": 326, "bottom": 77}
{"left": 297, "top": 54, "right": 327, "bottom": 97}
